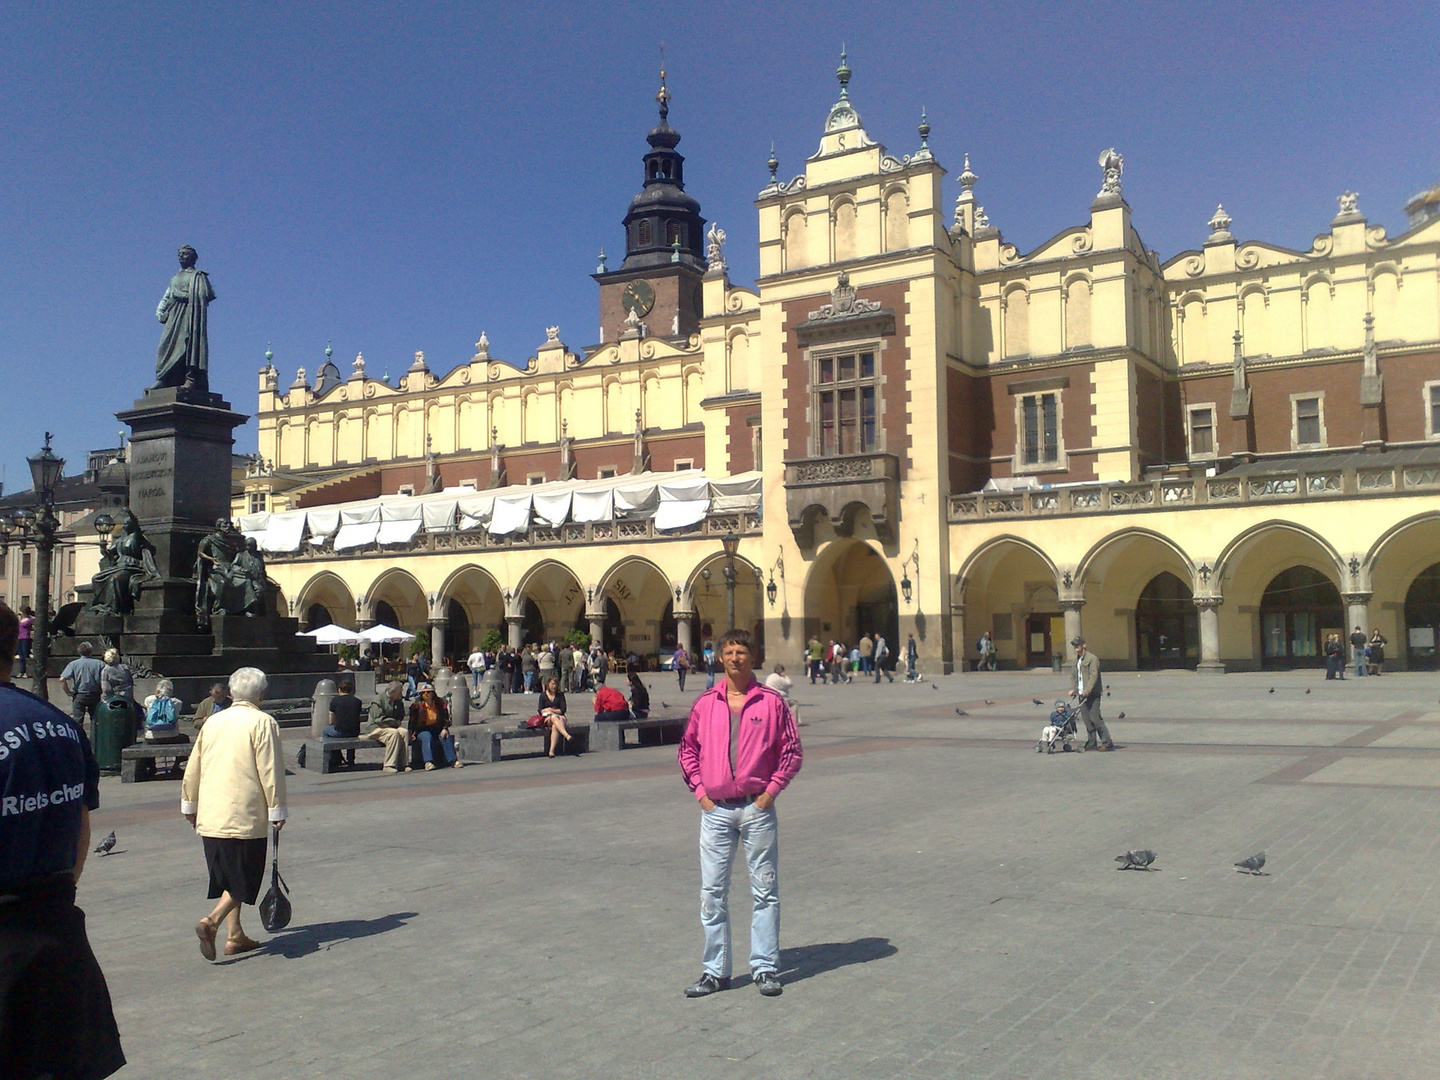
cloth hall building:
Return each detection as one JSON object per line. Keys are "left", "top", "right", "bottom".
{"left": 236, "top": 61, "right": 1440, "bottom": 674}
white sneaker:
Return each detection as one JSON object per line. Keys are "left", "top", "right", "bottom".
{"left": 424, "top": 762, "right": 436, "bottom": 771}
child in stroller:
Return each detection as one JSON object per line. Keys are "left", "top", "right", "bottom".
{"left": 1037, "top": 699, "right": 1079, "bottom": 753}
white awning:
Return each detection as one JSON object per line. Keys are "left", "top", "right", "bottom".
{"left": 488, "top": 492, "right": 533, "bottom": 536}
{"left": 456, "top": 494, "right": 494, "bottom": 531}
{"left": 334, "top": 521, "right": 381, "bottom": 550}
{"left": 571, "top": 484, "right": 614, "bottom": 523}
{"left": 259, "top": 510, "right": 309, "bottom": 553}
{"left": 377, "top": 518, "right": 423, "bottom": 546}
{"left": 422, "top": 499, "right": 458, "bottom": 531}
{"left": 532, "top": 489, "right": 573, "bottom": 527}
{"left": 306, "top": 509, "right": 341, "bottom": 539}
{"left": 613, "top": 480, "right": 659, "bottom": 518}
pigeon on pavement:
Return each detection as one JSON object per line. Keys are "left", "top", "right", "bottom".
{"left": 662, "top": 702, "right": 671, "bottom": 709}
{"left": 955, "top": 708, "right": 968, "bottom": 716}
{"left": 94, "top": 831, "right": 117, "bottom": 856}
{"left": 1118, "top": 712, "right": 1126, "bottom": 719}
{"left": 1115, "top": 849, "right": 1157, "bottom": 871}
{"left": 295, "top": 744, "right": 307, "bottom": 769}
{"left": 984, "top": 699, "right": 995, "bottom": 705}
{"left": 931, "top": 684, "right": 937, "bottom": 690}
{"left": 1033, "top": 698, "right": 1045, "bottom": 706}
{"left": 1234, "top": 852, "right": 1267, "bottom": 875}
{"left": 1268, "top": 687, "right": 1275, "bottom": 694}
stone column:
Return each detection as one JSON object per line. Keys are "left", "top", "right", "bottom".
{"left": 1060, "top": 600, "right": 1085, "bottom": 664}
{"left": 588, "top": 612, "right": 605, "bottom": 650}
{"left": 1194, "top": 596, "right": 1224, "bottom": 674}
{"left": 428, "top": 619, "right": 446, "bottom": 668}
{"left": 676, "top": 612, "right": 694, "bottom": 655}
{"left": 950, "top": 604, "right": 967, "bottom": 673}
{"left": 1344, "top": 592, "right": 1372, "bottom": 673}
{"left": 506, "top": 615, "right": 524, "bottom": 650}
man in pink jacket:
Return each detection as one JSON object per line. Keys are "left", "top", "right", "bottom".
{"left": 677, "top": 628, "right": 802, "bottom": 998}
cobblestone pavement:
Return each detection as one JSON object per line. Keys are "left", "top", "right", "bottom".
{"left": 84, "top": 669, "right": 1440, "bottom": 1078}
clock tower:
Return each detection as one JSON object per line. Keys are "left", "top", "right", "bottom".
{"left": 593, "top": 69, "right": 708, "bottom": 343}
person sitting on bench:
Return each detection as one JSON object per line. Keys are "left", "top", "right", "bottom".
{"left": 593, "top": 683, "right": 631, "bottom": 723}
{"left": 367, "top": 681, "right": 410, "bottom": 774}
{"left": 408, "top": 683, "right": 461, "bottom": 770}
{"left": 536, "top": 675, "right": 575, "bottom": 758}
{"left": 323, "top": 679, "right": 364, "bottom": 771}
{"left": 627, "top": 671, "right": 650, "bottom": 719}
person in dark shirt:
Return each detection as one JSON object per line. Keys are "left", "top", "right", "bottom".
{"left": 627, "top": 671, "right": 650, "bottom": 719}
{"left": 0, "top": 601, "right": 125, "bottom": 1079}
{"left": 324, "top": 679, "right": 365, "bottom": 771}
{"left": 536, "top": 676, "right": 574, "bottom": 757}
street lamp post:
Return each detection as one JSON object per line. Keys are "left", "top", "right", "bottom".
{"left": 20, "top": 434, "right": 66, "bottom": 700}
{"left": 720, "top": 531, "right": 739, "bottom": 633}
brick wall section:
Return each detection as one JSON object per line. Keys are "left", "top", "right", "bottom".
{"left": 947, "top": 366, "right": 993, "bottom": 493}
{"left": 1134, "top": 364, "right": 1175, "bottom": 467}
{"left": 726, "top": 405, "right": 756, "bottom": 473}
{"left": 781, "top": 282, "right": 912, "bottom": 473}
{"left": 984, "top": 359, "right": 1099, "bottom": 483}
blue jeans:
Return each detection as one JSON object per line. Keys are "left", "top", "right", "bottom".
{"left": 523, "top": 670, "right": 536, "bottom": 692}
{"left": 416, "top": 729, "right": 456, "bottom": 765}
{"left": 698, "top": 801, "right": 780, "bottom": 978}
{"left": 1355, "top": 647, "right": 1367, "bottom": 677}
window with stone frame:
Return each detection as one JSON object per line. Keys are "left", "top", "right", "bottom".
{"left": 1426, "top": 382, "right": 1440, "bottom": 439}
{"left": 1187, "top": 404, "right": 1217, "bottom": 458}
{"left": 638, "top": 220, "right": 652, "bottom": 247}
{"left": 1292, "top": 394, "right": 1325, "bottom": 448}
{"left": 1017, "top": 391, "right": 1061, "bottom": 468}
{"left": 666, "top": 221, "right": 682, "bottom": 247}
{"left": 811, "top": 347, "right": 879, "bottom": 456}
{"left": 248, "top": 491, "right": 268, "bottom": 514}
{"left": 22, "top": 552, "right": 32, "bottom": 577}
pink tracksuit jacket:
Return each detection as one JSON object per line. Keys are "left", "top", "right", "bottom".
{"left": 678, "top": 679, "right": 803, "bottom": 802}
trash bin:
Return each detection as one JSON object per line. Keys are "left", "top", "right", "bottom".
{"left": 94, "top": 698, "right": 131, "bottom": 775}
{"left": 1052, "top": 652, "right": 1063, "bottom": 673}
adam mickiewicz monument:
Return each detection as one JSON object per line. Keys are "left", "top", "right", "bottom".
{"left": 153, "top": 244, "right": 216, "bottom": 393}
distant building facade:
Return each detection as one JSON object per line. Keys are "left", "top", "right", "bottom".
{"left": 239, "top": 61, "right": 1440, "bottom": 673}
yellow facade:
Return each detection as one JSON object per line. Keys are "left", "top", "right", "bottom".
{"left": 242, "top": 61, "right": 1440, "bottom": 674}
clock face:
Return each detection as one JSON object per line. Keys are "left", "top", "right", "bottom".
{"left": 622, "top": 279, "right": 655, "bottom": 317}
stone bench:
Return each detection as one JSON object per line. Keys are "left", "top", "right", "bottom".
{"left": 591, "top": 714, "right": 688, "bottom": 752}
{"left": 454, "top": 722, "right": 591, "bottom": 763}
{"left": 299, "top": 736, "right": 386, "bottom": 774}
{"left": 120, "top": 742, "right": 193, "bottom": 783}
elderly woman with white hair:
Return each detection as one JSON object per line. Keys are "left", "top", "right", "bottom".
{"left": 180, "top": 667, "right": 288, "bottom": 961}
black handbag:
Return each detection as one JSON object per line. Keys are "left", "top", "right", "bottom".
{"left": 259, "top": 824, "right": 292, "bottom": 932}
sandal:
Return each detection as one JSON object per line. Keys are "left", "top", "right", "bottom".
{"left": 196, "top": 918, "right": 218, "bottom": 962}
{"left": 225, "top": 935, "right": 261, "bottom": 956}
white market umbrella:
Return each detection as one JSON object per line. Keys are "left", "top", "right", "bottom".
{"left": 299, "top": 624, "right": 362, "bottom": 646}
{"left": 359, "top": 623, "right": 416, "bottom": 644}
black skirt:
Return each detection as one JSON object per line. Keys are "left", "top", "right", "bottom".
{"left": 202, "top": 835, "right": 269, "bottom": 905}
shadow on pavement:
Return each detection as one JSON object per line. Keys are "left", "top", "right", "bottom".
{"left": 267, "top": 911, "right": 419, "bottom": 959}
{"left": 774, "top": 936, "right": 897, "bottom": 984}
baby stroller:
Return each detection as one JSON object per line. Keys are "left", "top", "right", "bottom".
{"left": 1036, "top": 700, "right": 1079, "bottom": 754}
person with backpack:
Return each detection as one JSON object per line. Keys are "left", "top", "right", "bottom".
{"left": 904, "top": 634, "right": 920, "bottom": 682}
{"left": 703, "top": 642, "right": 718, "bottom": 690}
{"left": 141, "top": 680, "right": 188, "bottom": 744}
{"left": 977, "top": 631, "right": 997, "bottom": 672}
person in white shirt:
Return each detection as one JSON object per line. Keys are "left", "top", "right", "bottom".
{"left": 467, "top": 648, "right": 486, "bottom": 691}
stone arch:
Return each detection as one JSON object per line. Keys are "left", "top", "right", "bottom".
{"left": 1366, "top": 511, "right": 1440, "bottom": 669}
{"left": 1075, "top": 527, "right": 1196, "bottom": 592}
{"left": 1304, "top": 274, "right": 1334, "bottom": 351}
{"left": 726, "top": 329, "right": 751, "bottom": 394}
{"left": 783, "top": 208, "right": 808, "bottom": 270}
{"left": 957, "top": 536, "right": 1061, "bottom": 669}
{"left": 366, "top": 567, "right": 427, "bottom": 631}
{"left": 1213, "top": 522, "right": 1345, "bottom": 670}
{"left": 1370, "top": 264, "right": 1404, "bottom": 341}
{"left": 883, "top": 185, "right": 909, "bottom": 251}
{"left": 1063, "top": 272, "right": 1092, "bottom": 349}
{"left": 800, "top": 539, "right": 890, "bottom": 656}
{"left": 513, "top": 559, "right": 585, "bottom": 643}
{"left": 1241, "top": 284, "right": 1270, "bottom": 358}
{"left": 295, "top": 571, "right": 357, "bottom": 630}
{"left": 1178, "top": 293, "right": 1207, "bottom": 365}
{"left": 437, "top": 564, "right": 507, "bottom": 652}
{"left": 597, "top": 555, "right": 678, "bottom": 659}
{"left": 1002, "top": 284, "right": 1030, "bottom": 358}
{"left": 831, "top": 195, "right": 858, "bottom": 261}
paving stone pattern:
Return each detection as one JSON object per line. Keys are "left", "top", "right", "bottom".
{"left": 82, "top": 670, "right": 1440, "bottom": 1078}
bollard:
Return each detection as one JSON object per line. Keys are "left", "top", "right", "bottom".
{"left": 311, "top": 678, "right": 337, "bottom": 738}
{"left": 476, "top": 667, "right": 503, "bottom": 720}
{"left": 449, "top": 678, "right": 470, "bottom": 727}
{"left": 433, "top": 666, "right": 453, "bottom": 700}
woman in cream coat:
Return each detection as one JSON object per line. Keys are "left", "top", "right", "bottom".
{"left": 180, "top": 667, "right": 287, "bottom": 961}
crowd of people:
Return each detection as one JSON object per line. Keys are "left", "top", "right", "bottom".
{"left": 794, "top": 632, "right": 921, "bottom": 685}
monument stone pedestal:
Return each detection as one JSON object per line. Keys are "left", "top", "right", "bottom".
{"left": 57, "top": 385, "right": 334, "bottom": 704}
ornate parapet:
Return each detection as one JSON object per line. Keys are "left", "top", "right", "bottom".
{"left": 783, "top": 452, "right": 900, "bottom": 547}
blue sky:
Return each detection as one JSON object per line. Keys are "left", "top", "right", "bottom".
{"left": 1, "top": 1, "right": 1436, "bottom": 487}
